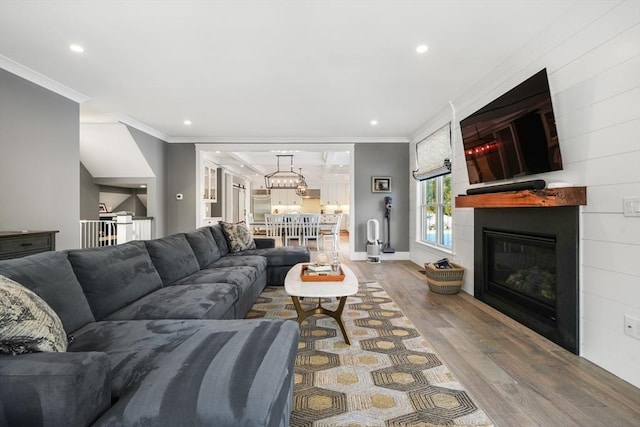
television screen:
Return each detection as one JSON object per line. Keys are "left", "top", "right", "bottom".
{"left": 460, "top": 69, "right": 563, "bottom": 185}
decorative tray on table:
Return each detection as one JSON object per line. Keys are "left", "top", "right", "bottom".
{"left": 300, "top": 264, "right": 345, "bottom": 282}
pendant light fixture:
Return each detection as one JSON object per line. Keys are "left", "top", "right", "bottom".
{"left": 264, "top": 155, "right": 308, "bottom": 195}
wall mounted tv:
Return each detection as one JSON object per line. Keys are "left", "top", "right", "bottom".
{"left": 460, "top": 69, "right": 563, "bottom": 185}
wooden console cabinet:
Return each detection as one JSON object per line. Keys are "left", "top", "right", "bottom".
{"left": 0, "top": 230, "right": 58, "bottom": 260}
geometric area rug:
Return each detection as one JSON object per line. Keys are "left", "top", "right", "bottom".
{"left": 247, "top": 282, "right": 494, "bottom": 426}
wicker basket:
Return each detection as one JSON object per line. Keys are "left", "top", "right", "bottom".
{"left": 424, "top": 261, "right": 465, "bottom": 294}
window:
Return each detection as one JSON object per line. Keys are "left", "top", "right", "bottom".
{"left": 420, "top": 174, "right": 452, "bottom": 249}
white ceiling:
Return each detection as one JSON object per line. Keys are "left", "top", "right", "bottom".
{"left": 0, "top": 0, "right": 578, "bottom": 179}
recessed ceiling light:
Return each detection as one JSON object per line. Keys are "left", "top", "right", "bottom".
{"left": 140, "top": 184, "right": 146, "bottom": 188}
{"left": 69, "top": 44, "right": 84, "bottom": 53}
{"left": 183, "top": 120, "right": 192, "bottom": 125}
{"left": 370, "top": 120, "right": 378, "bottom": 126}
{"left": 416, "top": 44, "right": 428, "bottom": 54}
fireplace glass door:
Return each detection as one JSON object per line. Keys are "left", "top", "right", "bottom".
{"left": 485, "top": 230, "right": 557, "bottom": 321}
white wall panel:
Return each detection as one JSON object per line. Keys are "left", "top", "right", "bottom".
{"left": 582, "top": 319, "right": 640, "bottom": 387}
{"left": 560, "top": 119, "right": 640, "bottom": 164}
{"left": 453, "top": 209, "right": 473, "bottom": 227}
{"left": 453, "top": 223, "right": 474, "bottom": 244}
{"left": 583, "top": 240, "right": 640, "bottom": 277}
{"left": 553, "top": 56, "right": 640, "bottom": 116}
{"left": 583, "top": 213, "right": 640, "bottom": 244}
{"left": 583, "top": 182, "right": 640, "bottom": 213}
{"left": 583, "top": 291, "right": 640, "bottom": 332}
{"left": 582, "top": 150, "right": 640, "bottom": 185}
{"left": 549, "top": 20, "right": 640, "bottom": 90}
{"left": 583, "top": 265, "right": 640, "bottom": 303}
{"left": 558, "top": 88, "right": 640, "bottom": 140}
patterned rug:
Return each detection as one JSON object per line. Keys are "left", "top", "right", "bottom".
{"left": 247, "top": 282, "right": 493, "bottom": 426}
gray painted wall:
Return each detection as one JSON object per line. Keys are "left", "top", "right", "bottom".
{"left": 126, "top": 126, "right": 167, "bottom": 237}
{"left": 0, "top": 69, "right": 80, "bottom": 249}
{"left": 167, "top": 143, "right": 196, "bottom": 234}
{"left": 79, "top": 162, "right": 99, "bottom": 220}
{"left": 353, "top": 143, "right": 410, "bottom": 253}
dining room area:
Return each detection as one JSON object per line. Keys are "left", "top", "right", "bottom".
{"left": 249, "top": 212, "right": 347, "bottom": 254}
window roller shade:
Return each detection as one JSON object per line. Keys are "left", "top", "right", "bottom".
{"left": 413, "top": 122, "right": 452, "bottom": 181}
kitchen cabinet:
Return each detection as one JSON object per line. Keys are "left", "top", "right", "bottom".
{"left": 271, "top": 189, "right": 301, "bottom": 206}
{"left": 337, "top": 184, "right": 349, "bottom": 205}
{"left": 203, "top": 164, "right": 217, "bottom": 202}
{"left": 321, "top": 183, "right": 349, "bottom": 205}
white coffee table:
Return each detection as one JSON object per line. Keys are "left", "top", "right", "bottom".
{"left": 284, "top": 263, "right": 358, "bottom": 344}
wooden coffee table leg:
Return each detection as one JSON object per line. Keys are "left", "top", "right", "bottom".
{"left": 291, "top": 296, "right": 314, "bottom": 323}
{"left": 290, "top": 296, "right": 350, "bottom": 345}
{"left": 327, "top": 296, "right": 350, "bottom": 345}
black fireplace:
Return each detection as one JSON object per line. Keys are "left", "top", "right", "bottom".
{"left": 474, "top": 207, "right": 579, "bottom": 353}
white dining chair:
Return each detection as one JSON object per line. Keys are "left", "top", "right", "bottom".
{"left": 320, "top": 213, "right": 342, "bottom": 251}
{"left": 283, "top": 214, "right": 301, "bottom": 246}
{"left": 246, "top": 212, "right": 255, "bottom": 233}
{"left": 265, "top": 214, "right": 283, "bottom": 243}
{"left": 300, "top": 214, "right": 321, "bottom": 250}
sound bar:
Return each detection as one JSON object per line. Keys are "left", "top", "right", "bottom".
{"left": 466, "top": 179, "right": 546, "bottom": 195}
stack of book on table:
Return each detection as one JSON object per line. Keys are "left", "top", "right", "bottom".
{"left": 305, "top": 264, "right": 332, "bottom": 276}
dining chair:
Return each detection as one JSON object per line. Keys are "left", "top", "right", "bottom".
{"left": 300, "top": 214, "right": 321, "bottom": 250}
{"left": 265, "top": 214, "right": 282, "bottom": 243}
{"left": 283, "top": 214, "right": 301, "bottom": 246}
{"left": 246, "top": 212, "right": 255, "bottom": 233}
{"left": 320, "top": 213, "right": 342, "bottom": 251}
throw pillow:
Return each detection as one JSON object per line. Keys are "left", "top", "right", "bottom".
{"left": 218, "top": 221, "right": 256, "bottom": 253}
{"left": 0, "top": 275, "right": 68, "bottom": 355}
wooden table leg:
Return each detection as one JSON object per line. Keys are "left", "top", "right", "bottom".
{"left": 290, "top": 296, "right": 350, "bottom": 345}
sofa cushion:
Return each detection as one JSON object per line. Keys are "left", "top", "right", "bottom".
{"left": 0, "top": 351, "right": 111, "bottom": 427}
{"left": 184, "top": 227, "right": 222, "bottom": 268}
{"left": 69, "top": 319, "right": 299, "bottom": 426}
{"left": 218, "top": 221, "right": 256, "bottom": 253}
{"left": 208, "top": 254, "right": 268, "bottom": 272}
{"left": 0, "top": 275, "right": 67, "bottom": 355}
{"left": 234, "top": 246, "right": 310, "bottom": 267}
{"left": 145, "top": 234, "right": 200, "bottom": 285}
{"left": 68, "top": 241, "right": 163, "bottom": 320}
{"left": 209, "top": 224, "right": 230, "bottom": 256}
{"left": 173, "top": 266, "right": 260, "bottom": 288}
{"left": 0, "top": 251, "right": 95, "bottom": 333}
{"left": 103, "top": 283, "right": 238, "bottom": 321}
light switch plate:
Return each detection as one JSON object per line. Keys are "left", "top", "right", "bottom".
{"left": 623, "top": 197, "right": 640, "bottom": 217}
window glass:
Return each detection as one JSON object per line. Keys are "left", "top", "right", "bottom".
{"left": 420, "top": 174, "right": 452, "bottom": 249}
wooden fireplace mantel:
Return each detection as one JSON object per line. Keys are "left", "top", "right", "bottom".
{"left": 455, "top": 186, "right": 587, "bottom": 208}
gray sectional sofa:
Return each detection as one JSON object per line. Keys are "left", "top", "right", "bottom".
{"left": 0, "top": 224, "right": 310, "bottom": 426}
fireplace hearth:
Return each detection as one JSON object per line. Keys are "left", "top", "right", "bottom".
{"left": 474, "top": 207, "right": 578, "bottom": 353}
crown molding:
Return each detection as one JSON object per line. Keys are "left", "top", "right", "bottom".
{"left": 0, "top": 55, "right": 90, "bottom": 103}
{"left": 167, "top": 136, "right": 409, "bottom": 144}
{"left": 116, "top": 114, "right": 169, "bottom": 142}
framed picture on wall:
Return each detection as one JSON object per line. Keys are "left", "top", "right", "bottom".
{"left": 99, "top": 203, "right": 108, "bottom": 213}
{"left": 372, "top": 176, "right": 392, "bottom": 193}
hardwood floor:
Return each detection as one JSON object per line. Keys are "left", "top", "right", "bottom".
{"left": 336, "top": 254, "right": 640, "bottom": 427}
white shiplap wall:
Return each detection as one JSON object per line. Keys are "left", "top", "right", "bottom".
{"left": 410, "top": 0, "right": 640, "bottom": 387}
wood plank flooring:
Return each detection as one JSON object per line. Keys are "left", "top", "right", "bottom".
{"left": 336, "top": 254, "right": 640, "bottom": 427}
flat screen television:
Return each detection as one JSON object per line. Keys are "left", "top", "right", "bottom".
{"left": 460, "top": 69, "right": 563, "bottom": 185}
